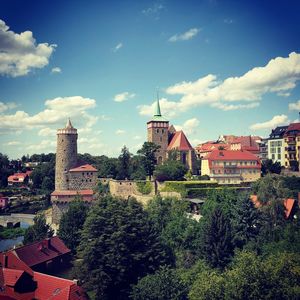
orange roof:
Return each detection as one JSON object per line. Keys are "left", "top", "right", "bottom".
{"left": 195, "top": 142, "right": 228, "bottom": 152}
{"left": 51, "top": 189, "right": 94, "bottom": 196}
{"left": 250, "top": 195, "right": 295, "bottom": 218}
{"left": 34, "top": 272, "right": 87, "bottom": 300}
{"left": 7, "top": 173, "right": 28, "bottom": 182}
{"left": 2, "top": 268, "right": 24, "bottom": 286}
{"left": 167, "top": 131, "right": 193, "bottom": 151}
{"left": 69, "top": 164, "right": 97, "bottom": 172}
{"left": 207, "top": 149, "right": 261, "bottom": 162}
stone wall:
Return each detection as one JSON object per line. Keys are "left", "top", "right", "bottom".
{"left": 109, "top": 180, "right": 156, "bottom": 200}
{"left": 68, "top": 171, "right": 97, "bottom": 190}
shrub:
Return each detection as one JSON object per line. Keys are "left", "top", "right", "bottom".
{"left": 136, "top": 181, "right": 152, "bottom": 195}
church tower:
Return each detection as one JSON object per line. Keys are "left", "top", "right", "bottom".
{"left": 55, "top": 119, "right": 78, "bottom": 190}
{"left": 147, "top": 98, "right": 169, "bottom": 164}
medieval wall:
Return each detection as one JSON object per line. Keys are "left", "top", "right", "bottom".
{"left": 68, "top": 172, "right": 98, "bottom": 190}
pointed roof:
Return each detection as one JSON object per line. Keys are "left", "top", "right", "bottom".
{"left": 66, "top": 118, "right": 74, "bottom": 129}
{"left": 167, "top": 130, "right": 193, "bottom": 151}
{"left": 148, "top": 98, "right": 168, "bottom": 122}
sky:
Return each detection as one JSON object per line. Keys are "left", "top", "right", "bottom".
{"left": 0, "top": 0, "right": 300, "bottom": 159}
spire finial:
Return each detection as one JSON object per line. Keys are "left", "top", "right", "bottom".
{"left": 154, "top": 89, "right": 162, "bottom": 117}
{"left": 66, "top": 118, "right": 73, "bottom": 128}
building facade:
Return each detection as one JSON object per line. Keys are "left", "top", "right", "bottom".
{"left": 267, "top": 126, "right": 287, "bottom": 166}
{"left": 201, "top": 149, "right": 261, "bottom": 184}
{"left": 283, "top": 123, "right": 300, "bottom": 170}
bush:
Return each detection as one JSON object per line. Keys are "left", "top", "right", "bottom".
{"left": 136, "top": 181, "right": 152, "bottom": 195}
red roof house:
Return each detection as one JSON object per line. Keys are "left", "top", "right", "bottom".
{"left": 202, "top": 149, "right": 261, "bottom": 184}
{"left": 7, "top": 173, "right": 29, "bottom": 186}
{"left": 69, "top": 164, "right": 98, "bottom": 172}
{"left": 0, "top": 237, "right": 87, "bottom": 300}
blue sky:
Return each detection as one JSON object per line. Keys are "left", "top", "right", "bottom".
{"left": 0, "top": 0, "right": 300, "bottom": 159}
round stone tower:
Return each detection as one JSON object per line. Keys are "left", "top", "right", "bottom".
{"left": 55, "top": 119, "right": 78, "bottom": 190}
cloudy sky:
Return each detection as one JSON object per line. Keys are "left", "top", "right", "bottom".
{"left": 0, "top": 0, "right": 300, "bottom": 158}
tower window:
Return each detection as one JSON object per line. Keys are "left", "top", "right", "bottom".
{"left": 162, "top": 129, "right": 165, "bottom": 133}
{"left": 156, "top": 129, "right": 159, "bottom": 133}
{"left": 160, "top": 137, "right": 162, "bottom": 142}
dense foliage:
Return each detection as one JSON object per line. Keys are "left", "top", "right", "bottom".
{"left": 58, "top": 200, "right": 89, "bottom": 253}
{"left": 75, "top": 195, "right": 173, "bottom": 299}
{"left": 23, "top": 214, "right": 54, "bottom": 245}
{"left": 154, "top": 160, "right": 187, "bottom": 182}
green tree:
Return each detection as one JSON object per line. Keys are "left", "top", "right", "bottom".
{"left": 75, "top": 195, "right": 173, "bottom": 299}
{"left": 116, "top": 146, "right": 131, "bottom": 180}
{"left": 0, "top": 153, "right": 12, "bottom": 188}
{"left": 252, "top": 174, "right": 290, "bottom": 204}
{"left": 131, "top": 266, "right": 188, "bottom": 300}
{"left": 201, "top": 207, "right": 233, "bottom": 269}
{"left": 58, "top": 200, "right": 89, "bottom": 253}
{"left": 154, "top": 160, "right": 187, "bottom": 182}
{"left": 31, "top": 161, "right": 55, "bottom": 190}
{"left": 261, "top": 159, "right": 281, "bottom": 175}
{"left": 23, "top": 214, "right": 54, "bottom": 245}
{"left": 137, "top": 142, "right": 160, "bottom": 179}
{"left": 232, "top": 193, "right": 262, "bottom": 249}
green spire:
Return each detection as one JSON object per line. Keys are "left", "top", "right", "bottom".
{"left": 154, "top": 97, "right": 162, "bottom": 117}
{"left": 149, "top": 93, "right": 168, "bottom": 122}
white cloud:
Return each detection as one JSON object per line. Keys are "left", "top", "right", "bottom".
{"left": 138, "top": 52, "right": 300, "bottom": 116}
{"left": 51, "top": 67, "right": 61, "bottom": 74}
{"left": 0, "top": 19, "right": 56, "bottom": 77}
{"left": 114, "top": 92, "right": 136, "bottom": 102}
{"left": 133, "top": 135, "right": 141, "bottom": 140}
{"left": 224, "top": 19, "right": 234, "bottom": 24}
{"left": 175, "top": 118, "right": 200, "bottom": 135}
{"left": 26, "top": 139, "right": 56, "bottom": 152}
{"left": 115, "top": 129, "right": 125, "bottom": 135}
{"left": 142, "top": 3, "right": 164, "bottom": 16}
{"left": 169, "top": 28, "right": 200, "bottom": 42}
{"left": 0, "top": 101, "right": 17, "bottom": 113}
{"left": 38, "top": 127, "right": 56, "bottom": 136}
{"left": 211, "top": 102, "right": 260, "bottom": 111}
{"left": 289, "top": 100, "right": 300, "bottom": 111}
{"left": 5, "top": 141, "right": 21, "bottom": 146}
{"left": 0, "top": 96, "right": 97, "bottom": 131}
{"left": 250, "top": 115, "right": 289, "bottom": 131}
{"left": 113, "top": 43, "right": 123, "bottom": 52}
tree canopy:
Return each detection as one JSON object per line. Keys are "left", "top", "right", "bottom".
{"left": 75, "top": 195, "right": 173, "bottom": 299}
{"left": 23, "top": 214, "right": 54, "bottom": 245}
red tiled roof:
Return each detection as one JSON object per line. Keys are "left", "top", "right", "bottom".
{"left": 207, "top": 149, "right": 261, "bottom": 161}
{"left": 69, "top": 164, "right": 97, "bottom": 172}
{"left": 2, "top": 268, "right": 24, "bottom": 286}
{"left": 34, "top": 272, "right": 87, "bottom": 300}
{"left": 51, "top": 189, "right": 94, "bottom": 196}
{"left": 13, "top": 236, "right": 70, "bottom": 268}
{"left": 167, "top": 131, "right": 193, "bottom": 151}
{"left": 284, "top": 122, "right": 300, "bottom": 135}
{"left": 195, "top": 142, "right": 228, "bottom": 151}
{"left": 250, "top": 195, "right": 295, "bottom": 219}
{"left": 7, "top": 173, "right": 28, "bottom": 182}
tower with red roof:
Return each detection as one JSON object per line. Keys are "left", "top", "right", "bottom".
{"left": 51, "top": 119, "right": 98, "bottom": 224}
{"left": 146, "top": 99, "right": 197, "bottom": 172}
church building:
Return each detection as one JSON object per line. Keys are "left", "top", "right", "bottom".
{"left": 147, "top": 99, "right": 197, "bottom": 173}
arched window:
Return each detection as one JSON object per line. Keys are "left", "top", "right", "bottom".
{"left": 158, "top": 156, "right": 163, "bottom": 165}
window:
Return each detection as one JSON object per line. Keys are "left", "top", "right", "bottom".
{"left": 162, "top": 129, "right": 165, "bottom": 133}
{"left": 156, "top": 129, "right": 159, "bottom": 133}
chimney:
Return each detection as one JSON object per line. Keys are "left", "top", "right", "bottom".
{"left": 73, "top": 279, "right": 79, "bottom": 285}
{"left": 42, "top": 238, "right": 50, "bottom": 248}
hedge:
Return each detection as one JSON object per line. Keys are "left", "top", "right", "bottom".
{"left": 187, "top": 187, "right": 248, "bottom": 198}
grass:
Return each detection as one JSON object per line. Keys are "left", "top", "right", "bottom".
{"left": 0, "top": 227, "right": 26, "bottom": 239}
